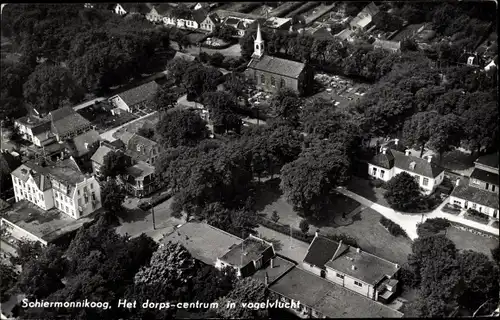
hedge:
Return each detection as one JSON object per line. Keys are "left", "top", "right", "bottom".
{"left": 379, "top": 216, "right": 408, "bottom": 238}
{"left": 257, "top": 217, "right": 358, "bottom": 247}
{"left": 416, "top": 218, "right": 450, "bottom": 238}
{"left": 138, "top": 190, "right": 173, "bottom": 211}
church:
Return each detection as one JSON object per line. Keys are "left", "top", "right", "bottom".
{"left": 245, "top": 24, "right": 314, "bottom": 95}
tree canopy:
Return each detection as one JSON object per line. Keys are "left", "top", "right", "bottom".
{"left": 155, "top": 109, "right": 209, "bottom": 149}
{"left": 384, "top": 172, "right": 425, "bottom": 212}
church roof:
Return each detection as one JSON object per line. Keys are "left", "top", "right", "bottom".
{"left": 247, "top": 55, "right": 306, "bottom": 79}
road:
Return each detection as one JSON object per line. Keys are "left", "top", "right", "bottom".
{"left": 336, "top": 187, "right": 499, "bottom": 240}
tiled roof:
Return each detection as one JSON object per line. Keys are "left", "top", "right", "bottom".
{"left": 451, "top": 178, "right": 499, "bottom": 209}
{"left": 192, "top": 8, "right": 208, "bottom": 24}
{"left": 475, "top": 153, "right": 499, "bottom": 169}
{"left": 370, "top": 149, "right": 444, "bottom": 178}
{"left": 325, "top": 246, "right": 400, "bottom": 285}
{"left": 116, "top": 81, "right": 159, "bottom": 108}
{"left": 335, "top": 28, "right": 353, "bottom": 41}
{"left": 303, "top": 235, "right": 348, "bottom": 270}
{"left": 247, "top": 55, "right": 306, "bottom": 79}
{"left": 225, "top": 17, "right": 240, "bottom": 26}
{"left": 70, "top": 130, "right": 100, "bottom": 157}
{"left": 154, "top": 4, "right": 173, "bottom": 16}
{"left": 368, "top": 150, "right": 395, "bottom": 169}
{"left": 49, "top": 107, "right": 91, "bottom": 137}
{"left": 470, "top": 168, "right": 498, "bottom": 186}
{"left": 219, "top": 236, "right": 274, "bottom": 268}
{"left": 90, "top": 145, "right": 113, "bottom": 165}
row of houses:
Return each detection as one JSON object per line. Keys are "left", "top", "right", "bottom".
{"left": 163, "top": 222, "right": 403, "bottom": 318}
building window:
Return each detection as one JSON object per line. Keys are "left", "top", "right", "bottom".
{"left": 281, "top": 78, "right": 286, "bottom": 87}
{"left": 78, "top": 190, "right": 80, "bottom": 196}
{"left": 261, "top": 74, "right": 265, "bottom": 84}
{"left": 453, "top": 200, "right": 461, "bottom": 205}
{"left": 372, "top": 167, "right": 377, "bottom": 176}
{"left": 471, "top": 178, "right": 480, "bottom": 185}
{"left": 472, "top": 203, "right": 477, "bottom": 209}
{"left": 493, "top": 185, "right": 496, "bottom": 192}
{"left": 354, "top": 281, "right": 363, "bottom": 287}
{"left": 336, "top": 273, "right": 344, "bottom": 279}
{"left": 56, "top": 200, "right": 60, "bottom": 208}
{"left": 78, "top": 198, "right": 82, "bottom": 206}
{"left": 91, "top": 183, "right": 94, "bottom": 189}
{"left": 64, "top": 205, "right": 68, "bottom": 212}
{"left": 422, "top": 178, "right": 429, "bottom": 186}
{"left": 380, "top": 170, "right": 385, "bottom": 179}
{"left": 271, "top": 76, "right": 276, "bottom": 87}
{"left": 41, "top": 194, "right": 44, "bottom": 201}
{"left": 92, "top": 192, "right": 96, "bottom": 201}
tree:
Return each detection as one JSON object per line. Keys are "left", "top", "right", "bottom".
{"left": 137, "top": 126, "right": 155, "bottom": 140}
{"left": 191, "top": 266, "right": 236, "bottom": 303}
{"left": 491, "top": 245, "right": 500, "bottom": 264}
{"left": 166, "top": 58, "right": 192, "bottom": 86}
{"left": 215, "top": 278, "right": 268, "bottom": 319}
{"left": 183, "top": 63, "right": 221, "bottom": 100}
{"left": 271, "top": 210, "right": 280, "bottom": 224}
{"left": 152, "top": 85, "right": 177, "bottom": 111}
{"left": 209, "top": 52, "right": 225, "bottom": 67}
{"left": 0, "top": 262, "right": 17, "bottom": 302}
{"left": 416, "top": 218, "right": 450, "bottom": 238}
{"left": 10, "top": 238, "right": 43, "bottom": 267}
{"left": 384, "top": 172, "right": 424, "bottom": 212}
{"left": 213, "top": 24, "right": 237, "bottom": 42}
{"left": 101, "top": 179, "right": 126, "bottom": 213}
{"left": 299, "top": 219, "right": 309, "bottom": 234}
{"left": 402, "top": 111, "right": 440, "bottom": 158}
{"left": 155, "top": 109, "right": 209, "bottom": 149}
{"left": 461, "top": 101, "right": 498, "bottom": 154}
{"left": 100, "top": 150, "right": 130, "bottom": 179}
{"left": 427, "top": 113, "right": 462, "bottom": 162}
{"left": 202, "top": 91, "right": 242, "bottom": 134}
{"left": 269, "top": 88, "right": 301, "bottom": 128}
{"left": 23, "top": 64, "right": 83, "bottom": 115}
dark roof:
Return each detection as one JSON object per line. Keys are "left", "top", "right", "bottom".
{"left": 451, "top": 178, "right": 499, "bottom": 209}
{"left": 252, "top": 256, "right": 295, "bottom": 285}
{"left": 31, "top": 122, "right": 52, "bottom": 135}
{"left": 154, "top": 4, "right": 173, "bottom": 16}
{"left": 475, "top": 153, "right": 499, "bottom": 169}
{"left": 0, "top": 151, "right": 22, "bottom": 174}
{"left": 15, "top": 115, "right": 49, "bottom": 128}
{"left": 219, "top": 236, "right": 274, "bottom": 268}
{"left": 303, "top": 235, "right": 344, "bottom": 270}
{"left": 269, "top": 267, "right": 403, "bottom": 318}
{"left": 247, "top": 55, "right": 306, "bottom": 79}
{"left": 49, "top": 107, "right": 91, "bottom": 137}
{"left": 206, "top": 13, "right": 220, "bottom": 24}
{"left": 312, "top": 28, "right": 335, "bottom": 41}
{"left": 116, "top": 81, "right": 159, "bottom": 108}
{"left": 225, "top": 17, "right": 240, "bottom": 26}
{"left": 368, "top": 150, "right": 395, "bottom": 169}
{"left": 470, "top": 168, "right": 499, "bottom": 186}
{"left": 192, "top": 8, "right": 208, "bottom": 24}
{"left": 325, "top": 247, "right": 400, "bottom": 285}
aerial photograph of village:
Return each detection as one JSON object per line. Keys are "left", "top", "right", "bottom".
{"left": 0, "top": 1, "right": 498, "bottom": 319}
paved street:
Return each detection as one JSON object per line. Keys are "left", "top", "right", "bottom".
{"left": 336, "top": 187, "right": 499, "bottom": 240}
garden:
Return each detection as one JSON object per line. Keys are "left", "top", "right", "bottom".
{"left": 464, "top": 208, "right": 490, "bottom": 225}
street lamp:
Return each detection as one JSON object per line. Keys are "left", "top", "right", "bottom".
{"left": 147, "top": 201, "right": 156, "bottom": 230}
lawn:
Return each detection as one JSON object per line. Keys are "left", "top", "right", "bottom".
{"left": 445, "top": 226, "right": 498, "bottom": 259}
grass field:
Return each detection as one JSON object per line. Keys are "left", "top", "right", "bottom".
{"left": 445, "top": 226, "right": 498, "bottom": 258}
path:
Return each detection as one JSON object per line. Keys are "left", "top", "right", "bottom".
{"left": 255, "top": 224, "right": 310, "bottom": 268}
{"left": 73, "top": 97, "right": 105, "bottom": 111}
{"left": 336, "top": 187, "right": 499, "bottom": 240}
{"left": 100, "top": 111, "right": 157, "bottom": 142}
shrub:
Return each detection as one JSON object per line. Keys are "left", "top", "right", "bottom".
{"left": 138, "top": 190, "right": 173, "bottom": 211}
{"left": 417, "top": 218, "right": 450, "bottom": 238}
{"left": 324, "top": 233, "right": 358, "bottom": 248}
{"left": 371, "top": 179, "right": 386, "bottom": 188}
{"left": 380, "top": 216, "right": 408, "bottom": 237}
{"left": 209, "top": 52, "right": 225, "bottom": 68}
{"left": 299, "top": 219, "right": 309, "bottom": 234}
{"left": 257, "top": 217, "right": 313, "bottom": 243}
{"left": 384, "top": 172, "right": 425, "bottom": 212}
{"left": 198, "top": 51, "right": 209, "bottom": 63}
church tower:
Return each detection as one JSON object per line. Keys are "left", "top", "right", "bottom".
{"left": 253, "top": 23, "right": 264, "bottom": 59}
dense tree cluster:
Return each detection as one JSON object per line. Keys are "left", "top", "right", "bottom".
{"left": 0, "top": 261, "right": 18, "bottom": 302}
{"left": 405, "top": 235, "right": 499, "bottom": 317}
{"left": 384, "top": 172, "right": 426, "bottom": 212}
{"left": 100, "top": 150, "right": 130, "bottom": 179}
{"left": 155, "top": 109, "right": 209, "bottom": 149}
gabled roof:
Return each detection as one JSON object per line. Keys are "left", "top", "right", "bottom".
{"left": 1, "top": 151, "right": 22, "bottom": 175}
{"left": 470, "top": 168, "right": 499, "bottom": 186}
{"left": 225, "top": 17, "right": 240, "bottom": 26}
{"left": 125, "top": 161, "right": 155, "bottom": 180}
{"left": 303, "top": 235, "right": 348, "bottom": 270}
{"left": 451, "top": 177, "right": 499, "bottom": 209}
{"left": 219, "top": 235, "right": 274, "bottom": 268}
{"left": 116, "top": 81, "right": 159, "bottom": 108}
{"left": 90, "top": 145, "right": 113, "bottom": 165}
{"left": 475, "top": 153, "right": 499, "bottom": 169}
{"left": 247, "top": 55, "right": 306, "bottom": 79}
{"left": 370, "top": 149, "right": 444, "bottom": 178}
{"left": 368, "top": 150, "right": 395, "bottom": 169}
{"left": 192, "top": 8, "right": 208, "bottom": 24}
{"left": 70, "top": 130, "right": 100, "bottom": 157}
{"left": 205, "top": 12, "right": 220, "bottom": 24}
{"left": 48, "top": 107, "right": 91, "bottom": 137}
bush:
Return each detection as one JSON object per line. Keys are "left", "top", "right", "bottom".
{"left": 299, "top": 219, "right": 309, "bottom": 234}
{"left": 198, "top": 51, "right": 209, "bottom": 63}
{"left": 380, "top": 216, "right": 408, "bottom": 237}
{"left": 138, "top": 190, "right": 173, "bottom": 211}
{"left": 209, "top": 52, "right": 225, "bottom": 68}
{"left": 384, "top": 172, "right": 426, "bottom": 212}
{"left": 323, "top": 233, "right": 358, "bottom": 248}
{"left": 257, "top": 217, "right": 313, "bottom": 243}
{"left": 417, "top": 218, "right": 450, "bottom": 238}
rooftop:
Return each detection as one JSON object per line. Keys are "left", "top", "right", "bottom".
{"left": 161, "top": 222, "right": 242, "bottom": 265}
{"left": 90, "top": 145, "right": 113, "bottom": 165}
{"left": 15, "top": 115, "right": 49, "bottom": 128}
{"left": 325, "top": 246, "right": 400, "bottom": 286}
{"left": 49, "top": 107, "right": 91, "bottom": 137}
{"left": 248, "top": 55, "right": 306, "bottom": 79}
{"left": 11, "top": 158, "right": 86, "bottom": 188}
{"left": 219, "top": 235, "right": 274, "bottom": 268}
{"left": 269, "top": 267, "right": 403, "bottom": 318}
{"left": 369, "top": 149, "right": 444, "bottom": 178}
{"left": 252, "top": 255, "right": 295, "bottom": 285}
{"left": 373, "top": 39, "right": 401, "bottom": 51}
{"left": 475, "top": 153, "right": 499, "bottom": 169}
{"left": 470, "top": 168, "right": 498, "bottom": 186}
{"left": 335, "top": 28, "right": 354, "bottom": 41}
{"left": 125, "top": 161, "right": 155, "bottom": 180}
{"left": 70, "top": 130, "right": 100, "bottom": 157}
{"left": 265, "top": 17, "right": 291, "bottom": 29}
{"left": 451, "top": 177, "right": 499, "bottom": 209}
{"left": 303, "top": 235, "right": 347, "bottom": 270}
{"left": 115, "top": 81, "right": 159, "bottom": 108}
{"left": 1, "top": 200, "right": 93, "bottom": 243}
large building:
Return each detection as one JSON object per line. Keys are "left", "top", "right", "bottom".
{"left": 11, "top": 158, "right": 101, "bottom": 219}
{"left": 245, "top": 24, "right": 314, "bottom": 95}
{"left": 367, "top": 144, "right": 445, "bottom": 195}
{"left": 449, "top": 153, "right": 499, "bottom": 219}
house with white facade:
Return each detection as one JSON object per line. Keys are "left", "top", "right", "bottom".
{"left": 108, "top": 81, "right": 159, "bottom": 113}
{"left": 11, "top": 158, "right": 101, "bottom": 219}
{"left": 367, "top": 144, "right": 445, "bottom": 195}
{"left": 199, "top": 13, "right": 220, "bottom": 32}
{"left": 349, "top": 2, "right": 380, "bottom": 31}
{"left": 449, "top": 153, "right": 499, "bottom": 219}
{"left": 14, "top": 115, "right": 54, "bottom": 147}
{"left": 302, "top": 232, "right": 401, "bottom": 303}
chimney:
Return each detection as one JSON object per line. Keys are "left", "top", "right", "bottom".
{"left": 351, "top": 265, "right": 357, "bottom": 271}
{"left": 382, "top": 147, "right": 387, "bottom": 155}
{"left": 456, "top": 178, "right": 460, "bottom": 187}
{"left": 270, "top": 258, "right": 274, "bottom": 269}
{"left": 264, "top": 272, "right": 269, "bottom": 286}
{"left": 356, "top": 247, "right": 361, "bottom": 254}
{"left": 394, "top": 138, "right": 399, "bottom": 145}
{"left": 84, "top": 142, "right": 89, "bottom": 150}
{"left": 405, "top": 150, "right": 411, "bottom": 156}
{"left": 427, "top": 155, "right": 432, "bottom": 163}
{"left": 315, "top": 229, "right": 320, "bottom": 238}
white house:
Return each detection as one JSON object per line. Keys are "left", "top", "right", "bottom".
{"left": 113, "top": 3, "right": 127, "bottom": 15}
{"left": 14, "top": 116, "right": 54, "bottom": 147}
{"left": 199, "top": 13, "right": 220, "bottom": 32}
{"left": 11, "top": 158, "right": 101, "bottom": 219}
{"left": 108, "top": 81, "right": 159, "bottom": 113}
{"left": 367, "top": 144, "right": 445, "bottom": 195}
{"left": 449, "top": 153, "right": 499, "bottom": 219}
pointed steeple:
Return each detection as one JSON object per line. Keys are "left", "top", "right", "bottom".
{"left": 256, "top": 23, "right": 262, "bottom": 43}
{"left": 253, "top": 23, "right": 264, "bottom": 59}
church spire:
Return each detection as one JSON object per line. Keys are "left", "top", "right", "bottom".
{"left": 253, "top": 23, "right": 264, "bottom": 59}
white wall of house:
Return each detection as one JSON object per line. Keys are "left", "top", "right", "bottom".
{"left": 301, "top": 262, "right": 323, "bottom": 277}
{"left": 109, "top": 96, "right": 130, "bottom": 113}
{"left": 449, "top": 196, "right": 499, "bottom": 218}
{"left": 12, "top": 174, "right": 52, "bottom": 210}
{"left": 0, "top": 218, "right": 48, "bottom": 246}
{"left": 368, "top": 164, "right": 393, "bottom": 182}
{"left": 73, "top": 177, "right": 101, "bottom": 219}
{"left": 114, "top": 4, "right": 127, "bottom": 15}
{"left": 324, "top": 267, "right": 375, "bottom": 300}
{"left": 163, "top": 17, "right": 176, "bottom": 25}
{"left": 200, "top": 17, "right": 216, "bottom": 31}
{"left": 14, "top": 122, "right": 38, "bottom": 146}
